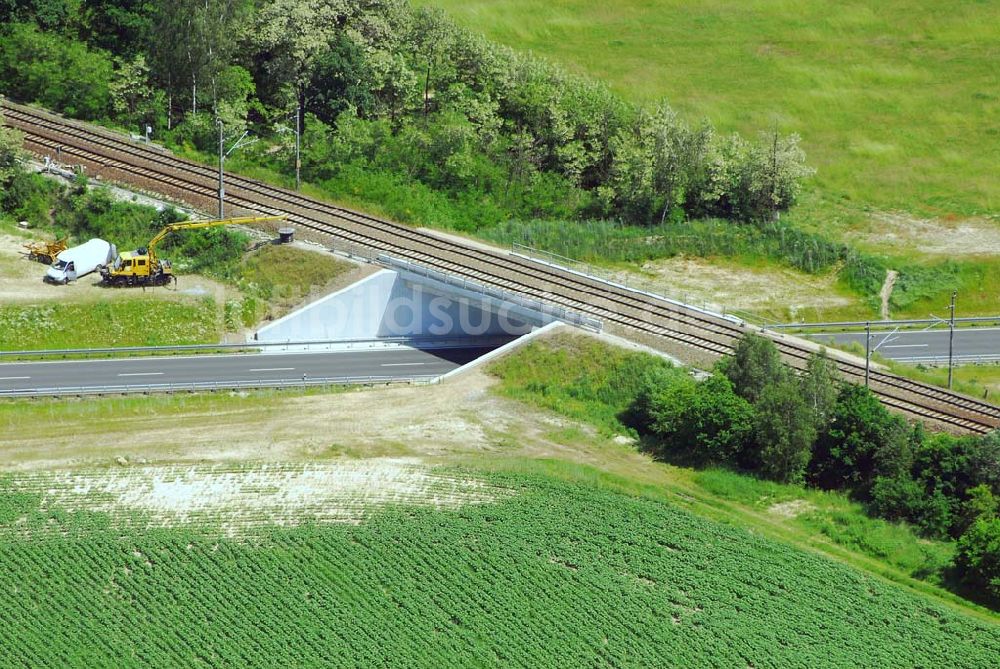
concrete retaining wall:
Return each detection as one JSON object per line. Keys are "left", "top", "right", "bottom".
{"left": 254, "top": 269, "right": 548, "bottom": 343}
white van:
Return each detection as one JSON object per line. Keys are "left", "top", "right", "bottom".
{"left": 45, "top": 239, "right": 116, "bottom": 284}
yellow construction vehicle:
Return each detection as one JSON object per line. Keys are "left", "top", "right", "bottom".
{"left": 100, "top": 215, "right": 286, "bottom": 287}
{"left": 23, "top": 237, "right": 68, "bottom": 265}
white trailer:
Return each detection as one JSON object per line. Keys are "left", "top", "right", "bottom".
{"left": 45, "top": 239, "right": 117, "bottom": 284}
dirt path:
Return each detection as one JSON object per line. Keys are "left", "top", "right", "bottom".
{"left": 880, "top": 269, "right": 898, "bottom": 320}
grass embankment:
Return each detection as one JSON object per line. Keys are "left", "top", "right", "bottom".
{"left": 420, "top": 0, "right": 998, "bottom": 219}
{"left": 0, "top": 298, "right": 220, "bottom": 350}
{"left": 489, "top": 334, "right": 983, "bottom": 611}
{"left": 887, "top": 361, "right": 1000, "bottom": 401}
{"left": 1, "top": 468, "right": 998, "bottom": 666}
{"left": 232, "top": 243, "right": 356, "bottom": 325}
{"left": 420, "top": 0, "right": 1000, "bottom": 318}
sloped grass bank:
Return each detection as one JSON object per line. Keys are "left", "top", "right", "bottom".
{"left": 0, "top": 297, "right": 220, "bottom": 350}
{"left": 488, "top": 334, "right": 975, "bottom": 605}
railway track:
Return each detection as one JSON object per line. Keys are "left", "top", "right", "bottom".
{"left": 4, "top": 100, "right": 998, "bottom": 434}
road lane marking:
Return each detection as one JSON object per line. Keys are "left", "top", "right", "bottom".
{"left": 381, "top": 362, "right": 426, "bottom": 367}
{"left": 249, "top": 367, "right": 295, "bottom": 372}
{"left": 884, "top": 344, "right": 929, "bottom": 348}
{"left": 0, "top": 376, "right": 30, "bottom": 380}
{"left": 117, "top": 372, "right": 164, "bottom": 377}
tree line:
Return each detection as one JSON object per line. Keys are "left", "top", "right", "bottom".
{"left": 627, "top": 333, "right": 1000, "bottom": 604}
{"left": 0, "top": 0, "right": 811, "bottom": 231}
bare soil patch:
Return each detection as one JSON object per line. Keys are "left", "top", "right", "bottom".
{"left": 4, "top": 460, "right": 502, "bottom": 536}
{"left": 879, "top": 269, "right": 898, "bottom": 320}
{"left": 768, "top": 500, "right": 817, "bottom": 519}
{"left": 0, "top": 369, "right": 625, "bottom": 473}
{"left": 609, "top": 256, "right": 854, "bottom": 318}
{"left": 852, "top": 213, "right": 1000, "bottom": 257}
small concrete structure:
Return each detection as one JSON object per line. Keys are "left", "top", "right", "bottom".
{"left": 254, "top": 268, "right": 551, "bottom": 345}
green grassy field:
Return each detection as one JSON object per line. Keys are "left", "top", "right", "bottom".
{"left": 419, "top": 0, "right": 999, "bottom": 220}
{"left": 0, "top": 298, "right": 221, "bottom": 350}
{"left": 415, "top": 0, "right": 1000, "bottom": 319}
{"left": 1, "top": 467, "right": 998, "bottom": 667}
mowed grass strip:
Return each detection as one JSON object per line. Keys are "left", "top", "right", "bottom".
{"left": 0, "top": 471, "right": 998, "bottom": 667}
{"left": 420, "top": 0, "right": 999, "bottom": 218}
{"left": 0, "top": 297, "right": 220, "bottom": 350}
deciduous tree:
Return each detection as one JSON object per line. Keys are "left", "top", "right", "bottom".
{"left": 718, "top": 332, "right": 787, "bottom": 406}
{"left": 750, "top": 380, "right": 817, "bottom": 484}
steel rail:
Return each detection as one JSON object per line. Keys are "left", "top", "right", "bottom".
{"left": 4, "top": 101, "right": 997, "bottom": 433}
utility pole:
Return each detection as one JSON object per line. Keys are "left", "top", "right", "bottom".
{"left": 218, "top": 119, "right": 224, "bottom": 218}
{"left": 217, "top": 119, "right": 254, "bottom": 219}
{"left": 948, "top": 291, "right": 957, "bottom": 389}
{"left": 295, "top": 100, "right": 301, "bottom": 190}
{"left": 865, "top": 320, "right": 871, "bottom": 387}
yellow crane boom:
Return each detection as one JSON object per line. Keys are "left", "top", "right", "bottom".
{"left": 145, "top": 215, "right": 287, "bottom": 266}
{"left": 101, "top": 214, "right": 286, "bottom": 287}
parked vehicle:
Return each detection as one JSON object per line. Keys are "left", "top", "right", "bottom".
{"left": 45, "top": 239, "right": 116, "bottom": 284}
{"left": 100, "top": 215, "right": 283, "bottom": 287}
{"left": 23, "top": 237, "right": 68, "bottom": 264}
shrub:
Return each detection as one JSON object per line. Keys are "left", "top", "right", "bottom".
{"left": 718, "top": 333, "right": 787, "bottom": 405}
{"left": 645, "top": 373, "right": 755, "bottom": 466}
{"left": 809, "top": 384, "right": 912, "bottom": 498}
{"left": 956, "top": 517, "right": 1000, "bottom": 601}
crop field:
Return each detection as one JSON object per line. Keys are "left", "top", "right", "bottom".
{"left": 421, "top": 0, "right": 999, "bottom": 221}
{"left": 1, "top": 467, "right": 998, "bottom": 667}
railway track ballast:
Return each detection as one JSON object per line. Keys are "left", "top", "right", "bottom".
{"left": 3, "top": 100, "right": 998, "bottom": 435}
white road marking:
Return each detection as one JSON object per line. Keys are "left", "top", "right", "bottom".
{"left": 117, "top": 372, "right": 164, "bottom": 377}
{"left": 883, "top": 344, "right": 929, "bottom": 348}
{"left": 249, "top": 367, "right": 295, "bottom": 372}
{"left": 0, "top": 376, "right": 30, "bottom": 380}
{"left": 381, "top": 362, "right": 426, "bottom": 367}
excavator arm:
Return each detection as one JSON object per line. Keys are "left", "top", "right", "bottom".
{"left": 102, "top": 214, "right": 288, "bottom": 287}
{"left": 146, "top": 215, "right": 287, "bottom": 261}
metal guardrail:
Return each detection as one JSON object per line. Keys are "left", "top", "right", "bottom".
{"left": 769, "top": 317, "right": 1000, "bottom": 330}
{"left": 881, "top": 354, "right": 1000, "bottom": 365}
{"left": 380, "top": 254, "right": 603, "bottom": 332}
{"left": 0, "top": 335, "right": 503, "bottom": 360}
{"left": 0, "top": 374, "right": 438, "bottom": 398}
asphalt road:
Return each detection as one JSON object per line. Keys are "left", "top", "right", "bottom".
{"left": 807, "top": 327, "right": 1000, "bottom": 363}
{"left": 0, "top": 346, "right": 494, "bottom": 395}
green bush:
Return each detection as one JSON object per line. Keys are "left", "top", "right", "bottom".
{"left": 0, "top": 23, "right": 112, "bottom": 120}
{"left": 644, "top": 372, "right": 756, "bottom": 466}
{"left": 749, "top": 380, "right": 817, "bottom": 484}
{"left": 718, "top": 332, "right": 788, "bottom": 405}
{"left": 809, "top": 384, "right": 912, "bottom": 497}
{"left": 956, "top": 516, "right": 1000, "bottom": 601}
{"left": 0, "top": 172, "right": 61, "bottom": 224}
